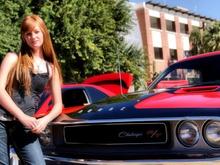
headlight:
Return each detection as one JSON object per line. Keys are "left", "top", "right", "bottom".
{"left": 177, "top": 121, "right": 199, "bottom": 147}
{"left": 204, "top": 121, "right": 220, "bottom": 147}
{"left": 39, "top": 126, "right": 53, "bottom": 146}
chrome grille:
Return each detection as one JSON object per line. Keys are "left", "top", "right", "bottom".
{"left": 64, "top": 122, "right": 168, "bottom": 145}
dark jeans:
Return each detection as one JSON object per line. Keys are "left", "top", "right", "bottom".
{"left": 0, "top": 121, "right": 45, "bottom": 165}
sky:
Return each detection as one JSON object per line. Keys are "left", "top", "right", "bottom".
{"left": 129, "top": 0, "right": 220, "bottom": 20}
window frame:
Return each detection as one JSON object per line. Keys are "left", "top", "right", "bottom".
{"left": 154, "top": 47, "right": 163, "bottom": 59}
{"left": 166, "top": 20, "right": 176, "bottom": 32}
{"left": 170, "top": 49, "right": 178, "bottom": 61}
{"left": 180, "top": 23, "right": 189, "bottom": 34}
{"left": 150, "top": 16, "right": 161, "bottom": 29}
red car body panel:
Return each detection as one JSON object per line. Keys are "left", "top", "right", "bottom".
{"left": 35, "top": 83, "right": 116, "bottom": 118}
{"left": 156, "top": 80, "right": 188, "bottom": 88}
{"left": 35, "top": 72, "right": 133, "bottom": 118}
{"left": 135, "top": 85, "right": 220, "bottom": 109}
{"left": 83, "top": 72, "right": 133, "bottom": 95}
{"left": 35, "top": 95, "right": 53, "bottom": 118}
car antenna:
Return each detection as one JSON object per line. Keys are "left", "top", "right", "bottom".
{"left": 116, "top": 44, "right": 124, "bottom": 95}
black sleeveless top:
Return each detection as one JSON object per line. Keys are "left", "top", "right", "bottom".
{"left": 0, "top": 62, "right": 50, "bottom": 120}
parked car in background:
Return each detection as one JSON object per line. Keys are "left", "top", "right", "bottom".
{"left": 35, "top": 72, "right": 133, "bottom": 118}
{"left": 82, "top": 72, "right": 133, "bottom": 95}
{"left": 40, "top": 51, "right": 220, "bottom": 164}
{"left": 35, "top": 83, "right": 115, "bottom": 118}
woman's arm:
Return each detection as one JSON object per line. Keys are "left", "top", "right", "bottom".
{"left": 33, "top": 65, "right": 62, "bottom": 133}
{"left": 0, "top": 52, "right": 38, "bottom": 129}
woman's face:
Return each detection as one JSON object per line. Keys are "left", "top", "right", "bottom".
{"left": 24, "top": 25, "right": 44, "bottom": 50}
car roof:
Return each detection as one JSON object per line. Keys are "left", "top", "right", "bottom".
{"left": 61, "top": 83, "right": 116, "bottom": 96}
{"left": 168, "top": 51, "right": 220, "bottom": 70}
{"left": 176, "top": 51, "right": 220, "bottom": 64}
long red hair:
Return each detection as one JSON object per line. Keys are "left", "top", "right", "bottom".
{"left": 6, "top": 14, "right": 62, "bottom": 95}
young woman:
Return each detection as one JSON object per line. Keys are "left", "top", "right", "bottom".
{"left": 0, "top": 14, "right": 62, "bottom": 164}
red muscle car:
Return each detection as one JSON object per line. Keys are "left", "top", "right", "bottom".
{"left": 40, "top": 51, "right": 220, "bottom": 164}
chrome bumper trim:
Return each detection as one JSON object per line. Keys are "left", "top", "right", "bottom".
{"left": 45, "top": 155, "right": 220, "bottom": 165}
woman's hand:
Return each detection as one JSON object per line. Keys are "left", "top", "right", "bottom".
{"left": 17, "top": 114, "right": 38, "bottom": 130}
{"left": 31, "top": 117, "right": 49, "bottom": 134}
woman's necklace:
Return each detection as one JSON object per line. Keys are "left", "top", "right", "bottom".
{"left": 35, "top": 58, "right": 45, "bottom": 73}
{"left": 36, "top": 62, "right": 42, "bottom": 73}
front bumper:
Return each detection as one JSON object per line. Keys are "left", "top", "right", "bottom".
{"left": 45, "top": 155, "right": 220, "bottom": 165}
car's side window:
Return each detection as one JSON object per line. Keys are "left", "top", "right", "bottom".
{"left": 156, "top": 69, "right": 201, "bottom": 89}
{"left": 62, "top": 88, "right": 89, "bottom": 107}
{"left": 186, "top": 69, "right": 201, "bottom": 84}
{"left": 86, "top": 87, "right": 109, "bottom": 102}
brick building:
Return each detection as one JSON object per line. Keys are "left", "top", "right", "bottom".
{"left": 134, "top": 1, "right": 215, "bottom": 77}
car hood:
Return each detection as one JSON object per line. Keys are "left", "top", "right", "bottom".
{"left": 136, "top": 85, "right": 220, "bottom": 109}
{"left": 65, "top": 86, "right": 220, "bottom": 120}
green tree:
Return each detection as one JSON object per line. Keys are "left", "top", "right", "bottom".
{"left": 0, "top": 1, "right": 20, "bottom": 58}
{"left": 118, "top": 43, "right": 148, "bottom": 89}
{"left": 38, "top": 0, "right": 147, "bottom": 88}
{"left": 190, "top": 22, "right": 220, "bottom": 55}
{"left": 190, "top": 28, "right": 206, "bottom": 55}
{"left": 205, "top": 22, "right": 220, "bottom": 51}
{"left": 0, "top": 0, "right": 148, "bottom": 89}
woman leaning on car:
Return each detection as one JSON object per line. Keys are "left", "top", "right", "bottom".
{"left": 0, "top": 14, "right": 63, "bottom": 165}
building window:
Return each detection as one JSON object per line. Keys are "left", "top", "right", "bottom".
{"left": 166, "top": 20, "right": 176, "bottom": 32}
{"left": 154, "top": 47, "right": 163, "bottom": 59}
{"left": 170, "top": 49, "right": 177, "bottom": 60}
{"left": 150, "top": 16, "right": 161, "bottom": 29}
{"left": 180, "top": 23, "right": 188, "bottom": 34}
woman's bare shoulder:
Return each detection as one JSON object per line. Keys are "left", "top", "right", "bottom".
{"left": 3, "top": 52, "right": 18, "bottom": 61}
{"left": 1, "top": 52, "right": 18, "bottom": 67}
{"left": 5, "top": 52, "right": 18, "bottom": 59}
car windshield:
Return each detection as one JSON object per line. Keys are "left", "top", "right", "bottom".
{"left": 150, "top": 54, "right": 220, "bottom": 90}
{"left": 155, "top": 68, "right": 201, "bottom": 89}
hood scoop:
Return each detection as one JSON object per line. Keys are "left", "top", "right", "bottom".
{"left": 175, "top": 86, "right": 220, "bottom": 94}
